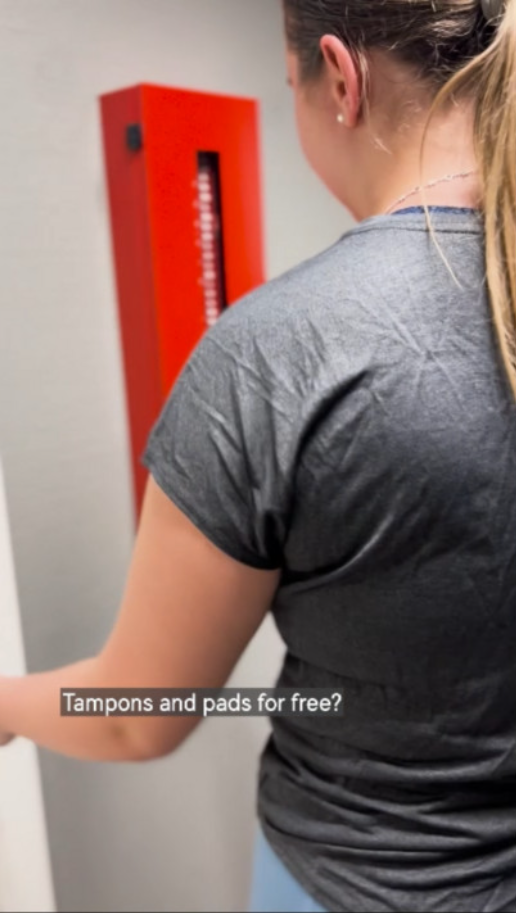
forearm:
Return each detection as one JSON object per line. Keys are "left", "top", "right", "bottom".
{"left": 0, "top": 658, "right": 147, "bottom": 762}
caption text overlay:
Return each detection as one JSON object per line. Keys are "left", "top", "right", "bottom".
{"left": 60, "top": 688, "right": 344, "bottom": 718}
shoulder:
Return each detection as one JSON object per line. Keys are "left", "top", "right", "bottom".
{"left": 204, "top": 230, "right": 376, "bottom": 348}
{"left": 199, "top": 225, "right": 405, "bottom": 373}
{"left": 213, "top": 219, "right": 419, "bottom": 336}
{"left": 189, "top": 217, "right": 441, "bottom": 414}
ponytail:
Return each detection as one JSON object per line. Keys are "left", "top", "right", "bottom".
{"left": 420, "top": 0, "right": 516, "bottom": 401}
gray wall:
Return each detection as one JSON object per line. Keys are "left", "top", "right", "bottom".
{"left": 0, "top": 1, "right": 352, "bottom": 910}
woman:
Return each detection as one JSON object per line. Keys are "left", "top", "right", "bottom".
{"left": 2, "top": 0, "right": 516, "bottom": 910}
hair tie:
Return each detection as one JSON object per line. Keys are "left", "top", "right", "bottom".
{"left": 481, "top": 0, "right": 505, "bottom": 21}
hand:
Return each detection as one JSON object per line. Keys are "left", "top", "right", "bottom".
{"left": 0, "top": 731, "right": 15, "bottom": 747}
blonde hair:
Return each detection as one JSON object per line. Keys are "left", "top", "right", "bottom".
{"left": 421, "top": 0, "right": 516, "bottom": 401}
{"left": 284, "top": 0, "right": 516, "bottom": 401}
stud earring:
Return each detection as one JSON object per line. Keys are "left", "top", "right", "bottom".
{"left": 337, "top": 113, "right": 345, "bottom": 124}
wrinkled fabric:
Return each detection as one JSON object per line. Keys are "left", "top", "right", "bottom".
{"left": 141, "top": 207, "right": 516, "bottom": 913}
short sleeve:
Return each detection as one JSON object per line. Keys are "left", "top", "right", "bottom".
{"left": 140, "top": 304, "right": 295, "bottom": 570}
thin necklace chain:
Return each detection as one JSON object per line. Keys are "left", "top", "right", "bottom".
{"left": 383, "top": 170, "right": 478, "bottom": 215}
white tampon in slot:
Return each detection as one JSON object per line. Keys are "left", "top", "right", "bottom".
{"left": 195, "top": 152, "right": 228, "bottom": 328}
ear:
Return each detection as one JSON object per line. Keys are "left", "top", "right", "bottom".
{"left": 319, "top": 34, "right": 362, "bottom": 128}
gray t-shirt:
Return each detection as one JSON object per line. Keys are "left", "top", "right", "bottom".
{"left": 141, "top": 206, "right": 516, "bottom": 913}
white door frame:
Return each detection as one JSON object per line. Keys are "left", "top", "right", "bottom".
{"left": 0, "top": 455, "right": 56, "bottom": 913}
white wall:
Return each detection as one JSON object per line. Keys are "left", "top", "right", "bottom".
{"left": 0, "top": 1, "right": 352, "bottom": 911}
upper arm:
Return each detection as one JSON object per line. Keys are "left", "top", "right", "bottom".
{"left": 97, "top": 303, "right": 298, "bottom": 758}
{"left": 98, "top": 474, "right": 281, "bottom": 758}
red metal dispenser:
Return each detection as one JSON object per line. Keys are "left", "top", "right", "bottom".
{"left": 99, "top": 84, "right": 265, "bottom": 519}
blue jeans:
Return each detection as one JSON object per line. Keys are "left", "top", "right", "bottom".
{"left": 248, "top": 824, "right": 329, "bottom": 913}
